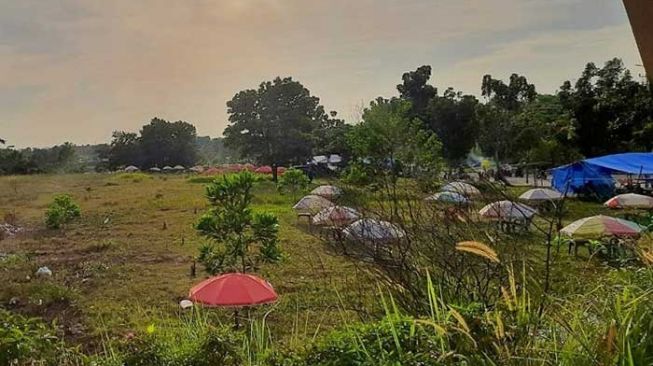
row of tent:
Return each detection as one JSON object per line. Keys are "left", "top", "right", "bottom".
{"left": 123, "top": 164, "right": 287, "bottom": 175}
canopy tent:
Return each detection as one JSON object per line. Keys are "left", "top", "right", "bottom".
{"left": 551, "top": 153, "right": 653, "bottom": 197}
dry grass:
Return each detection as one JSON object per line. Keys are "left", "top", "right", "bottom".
{"left": 0, "top": 173, "right": 377, "bottom": 350}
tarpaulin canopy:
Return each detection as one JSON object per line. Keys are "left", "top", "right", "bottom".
{"left": 551, "top": 153, "right": 653, "bottom": 196}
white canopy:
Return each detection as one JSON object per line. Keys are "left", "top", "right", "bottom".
{"left": 519, "top": 188, "right": 562, "bottom": 201}
{"left": 441, "top": 182, "right": 481, "bottom": 197}
{"left": 479, "top": 200, "right": 537, "bottom": 221}
{"left": 310, "top": 185, "right": 343, "bottom": 199}
{"left": 124, "top": 165, "right": 140, "bottom": 172}
{"left": 312, "top": 206, "right": 361, "bottom": 227}
{"left": 343, "top": 219, "right": 406, "bottom": 241}
{"left": 292, "top": 195, "right": 334, "bottom": 215}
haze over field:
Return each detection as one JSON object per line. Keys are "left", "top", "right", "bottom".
{"left": 0, "top": 0, "right": 643, "bottom": 147}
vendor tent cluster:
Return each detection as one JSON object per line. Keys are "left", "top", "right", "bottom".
{"left": 551, "top": 153, "right": 653, "bottom": 196}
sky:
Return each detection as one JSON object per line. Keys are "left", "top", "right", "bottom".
{"left": 0, "top": 0, "right": 644, "bottom": 148}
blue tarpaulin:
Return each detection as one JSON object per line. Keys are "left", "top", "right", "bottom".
{"left": 551, "top": 153, "right": 653, "bottom": 197}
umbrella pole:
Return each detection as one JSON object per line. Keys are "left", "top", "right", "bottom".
{"left": 234, "top": 308, "right": 240, "bottom": 329}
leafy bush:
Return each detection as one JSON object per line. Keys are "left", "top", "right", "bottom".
{"left": 120, "top": 324, "right": 243, "bottom": 366}
{"left": 196, "top": 171, "right": 281, "bottom": 274}
{"left": 277, "top": 168, "right": 309, "bottom": 199}
{"left": 0, "top": 309, "right": 86, "bottom": 365}
{"left": 340, "top": 164, "right": 370, "bottom": 186}
{"left": 44, "top": 194, "right": 81, "bottom": 229}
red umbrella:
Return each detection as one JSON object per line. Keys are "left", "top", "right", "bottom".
{"left": 189, "top": 273, "right": 278, "bottom": 307}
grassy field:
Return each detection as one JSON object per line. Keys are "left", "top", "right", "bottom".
{"left": 1, "top": 172, "right": 646, "bottom": 362}
{"left": 0, "top": 173, "right": 379, "bottom": 352}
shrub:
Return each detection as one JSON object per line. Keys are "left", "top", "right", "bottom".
{"left": 277, "top": 168, "right": 309, "bottom": 199}
{"left": 340, "top": 164, "right": 371, "bottom": 186}
{"left": 196, "top": 172, "right": 281, "bottom": 274}
{"left": 0, "top": 309, "right": 85, "bottom": 365}
{"left": 45, "top": 194, "right": 81, "bottom": 229}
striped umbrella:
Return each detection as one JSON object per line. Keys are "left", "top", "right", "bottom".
{"left": 311, "top": 185, "right": 343, "bottom": 199}
{"left": 312, "top": 206, "right": 361, "bottom": 227}
{"left": 343, "top": 219, "right": 406, "bottom": 242}
{"left": 441, "top": 182, "right": 481, "bottom": 197}
{"left": 293, "top": 195, "right": 334, "bottom": 215}
{"left": 604, "top": 193, "right": 653, "bottom": 209}
{"left": 560, "top": 215, "right": 645, "bottom": 240}
{"left": 519, "top": 188, "right": 563, "bottom": 201}
{"left": 424, "top": 191, "right": 470, "bottom": 205}
{"left": 479, "top": 201, "right": 537, "bottom": 221}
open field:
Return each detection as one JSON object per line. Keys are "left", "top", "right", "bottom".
{"left": 2, "top": 172, "right": 651, "bottom": 364}
{"left": 0, "top": 173, "right": 380, "bottom": 351}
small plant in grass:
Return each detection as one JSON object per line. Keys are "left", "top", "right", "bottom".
{"left": 45, "top": 194, "right": 81, "bottom": 229}
{"left": 277, "top": 168, "right": 309, "bottom": 200}
{"left": 196, "top": 171, "right": 281, "bottom": 274}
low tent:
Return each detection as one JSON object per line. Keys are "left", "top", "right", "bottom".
{"left": 551, "top": 153, "right": 653, "bottom": 197}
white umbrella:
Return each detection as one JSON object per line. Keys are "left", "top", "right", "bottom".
{"left": 605, "top": 193, "right": 653, "bottom": 209}
{"left": 519, "top": 188, "right": 562, "bottom": 201}
{"left": 441, "top": 182, "right": 481, "bottom": 197}
{"left": 312, "top": 206, "right": 361, "bottom": 227}
{"left": 310, "top": 185, "right": 343, "bottom": 199}
{"left": 124, "top": 165, "right": 140, "bottom": 172}
{"left": 479, "top": 200, "right": 537, "bottom": 221}
{"left": 149, "top": 167, "right": 161, "bottom": 172}
{"left": 292, "top": 195, "right": 334, "bottom": 215}
{"left": 189, "top": 165, "right": 205, "bottom": 173}
{"left": 343, "top": 219, "right": 406, "bottom": 241}
{"left": 424, "top": 191, "right": 470, "bottom": 205}
{"left": 173, "top": 165, "right": 186, "bottom": 171}
{"left": 162, "top": 166, "right": 173, "bottom": 171}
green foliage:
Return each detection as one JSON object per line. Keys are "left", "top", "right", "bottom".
{"left": 0, "top": 309, "right": 85, "bottom": 365}
{"left": 196, "top": 171, "right": 281, "bottom": 274}
{"left": 103, "top": 118, "right": 198, "bottom": 170}
{"left": 45, "top": 194, "right": 81, "bottom": 229}
{"left": 347, "top": 98, "right": 443, "bottom": 184}
{"left": 277, "top": 168, "right": 309, "bottom": 198}
{"left": 121, "top": 325, "right": 243, "bottom": 366}
{"left": 0, "top": 142, "right": 79, "bottom": 175}
{"left": 224, "top": 77, "right": 336, "bottom": 175}
{"left": 559, "top": 58, "right": 653, "bottom": 157}
{"left": 340, "top": 164, "right": 371, "bottom": 186}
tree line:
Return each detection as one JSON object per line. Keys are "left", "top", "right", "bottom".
{"left": 1, "top": 57, "right": 650, "bottom": 176}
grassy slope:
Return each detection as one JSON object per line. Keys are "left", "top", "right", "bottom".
{"left": 0, "top": 173, "right": 377, "bottom": 350}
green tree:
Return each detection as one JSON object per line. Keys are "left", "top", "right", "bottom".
{"left": 397, "top": 65, "right": 437, "bottom": 121}
{"left": 140, "top": 118, "right": 198, "bottom": 168}
{"left": 428, "top": 88, "right": 479, "bottom": 164}
{"left": 477, "top": 73, "right": 537, "bottom": 163}
{"left": 348, "top": 98, "right": 443, "bottom": 194}
{"left": 224, "top": 77, "right": 334, "bottom": 181}
{"left": 277, "top": 168, "right": 310, "bottom": 200}
{"left": 558, "top": 58, "right": 653, "bottom": 156}
{"left": 196, "top": 172, "right": 281, "bottom": 274}
{"left": 106, "top": 131, "right": 140, "bottom": 169}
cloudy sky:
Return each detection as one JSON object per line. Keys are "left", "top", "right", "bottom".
{"left": 0, "top": 0, "right": 643, "bottom": 147}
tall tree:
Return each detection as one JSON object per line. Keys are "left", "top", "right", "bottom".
{"left": 224, "top": 77, "right": 332, "bottom": 181}
{"left": 106, "top": 131, "right": 140, "bottom": 169}
{"left": 478, "top": 73, "right": 537, "bottom": 163}
{"left": 558, "top": 58, "right": 653, "bottom": 157}
{"left": 428, "top": 88, "right": 479, "bottom": 164}
{"left": 139, "top": 118, "right": 198, "bottom": 168}
{"left": 397, "top": 65, "right": 437, "bottom": 121}
{"left": 481, "top": 73, "right": 536, "bottom": 111}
